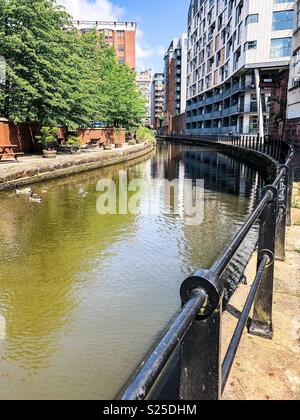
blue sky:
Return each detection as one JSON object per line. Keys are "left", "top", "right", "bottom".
{"left": 58, "top": 0, "right": 191, "bottom": 72}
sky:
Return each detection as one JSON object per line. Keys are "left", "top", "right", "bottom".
{"left": 57, "top": 0, "right": 191, "bottom": 72}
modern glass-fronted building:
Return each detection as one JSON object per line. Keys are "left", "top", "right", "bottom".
{"left": 186, "top": 0, "right": 294, "bottom": 136}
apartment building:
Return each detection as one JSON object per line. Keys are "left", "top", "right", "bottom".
{"left": 286, "top": 1, "right": 300, "bottom": 140}
{"left": 163, "top": 34, "right": 188, "bottom": 134}
{"left": 186, "top": 0, "right": 294, "bottom": 136}
{"left": 151, "top": 73, "right": 165, "bottom": 131}
{"left": 73, "top": 21, "right": 136, "bottom": 69}
{"left": 136, "top": 69, "right": 153, "bottom": 127}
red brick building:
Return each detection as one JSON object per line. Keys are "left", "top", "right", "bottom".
{"left": 73, "top": 21, "right": 136, "bottom": 69}
{"left": 163, "top": 34, "right": 187, "bottom": 135}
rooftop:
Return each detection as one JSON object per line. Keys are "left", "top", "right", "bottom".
{"left": 72, "top": 20, "right": 137, "bottom": 31}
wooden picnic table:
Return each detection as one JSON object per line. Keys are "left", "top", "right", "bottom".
{"left": 0, "top": 145, "right": 24, "bottom": 162}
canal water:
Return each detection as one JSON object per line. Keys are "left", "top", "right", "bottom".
{"left": 0, "top": 141, "right": 259, "bottom": 400}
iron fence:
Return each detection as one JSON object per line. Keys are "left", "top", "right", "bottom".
{"left": 119, "top": 134, "right": 294, "bottom": 401}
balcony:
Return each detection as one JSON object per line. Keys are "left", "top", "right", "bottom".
{"left": 205, "top": 110, "right": 221, "bottom": 119}
{"left": 222, "top": 107, "right": 232, "bottom": 117}
{"left": 231, "top": 83, "right": 246, "bottom": 95}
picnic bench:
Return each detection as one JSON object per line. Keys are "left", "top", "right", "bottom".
{"left": 0, "top": 145, "right": 24, "bottom": 162}
{"left": 84, "top": 138, "right": 104, "bottom": 149}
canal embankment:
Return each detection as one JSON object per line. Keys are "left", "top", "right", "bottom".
{"left": 0, "top": 143, "right": 154, "bottom": 191}
{"left": 159, "top": 136, "right": 299, "bottom": 400}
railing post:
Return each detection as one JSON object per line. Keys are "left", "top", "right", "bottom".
{"left": 286, "top": 160, "right": 294, "bottom": 226}
{"left": 180, "top": 269, "right": 224, "bottom": 400}
{"left": 275, "top": 166, "right": 289, "bottom": 261}
{"left": 249, "top": 186, "right": 278, "bottom": 340}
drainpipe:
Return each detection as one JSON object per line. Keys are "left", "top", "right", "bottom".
{"left": 255, "top": 69, "right": 264, "bottom": 139}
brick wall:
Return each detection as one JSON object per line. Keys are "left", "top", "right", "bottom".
{"left": 0, "top": 120, "right": 125, "bottom": 153}
{"left": 284, "top": 117, "right": 300, "bottom": 147}
{"left": 0, "top": 120, "right": 40, "bottom": 153}
{"left": 161, "top": 113, "right": 186, "bottom": 136}
{"left": 76, "top": 128, "right": 125, "bottom": 145}
{"left": 172, "top": 113, "right": 186, "bottom": 135}
{"left": 268, "top": 70, "right": 289, "bottom": 142}
{"left": 123, "top": 31, "right": 136, "bottom": 69}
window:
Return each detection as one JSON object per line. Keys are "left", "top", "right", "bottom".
{"left": 272, "top": 10, "right": 294, "bottom": 31}
{"left": 274, "top": 0, "right": 291, "bottom": 3}
{"left": 291, "top": 49, "right": 300, "bottom": 88}
{"left": 270, "top": 37, "right": 292, "bottom": 57}
{"left": 246, "top": 14, "right": 259, "bottom": 25}
{"left": 244, "top": 41, "right": 257, "bottom": 51}
{"left": 103, "top": 29, "right": 113, "bottom": 39}
{"left": 117, "top": 30, "right": 124, "bottom": 38}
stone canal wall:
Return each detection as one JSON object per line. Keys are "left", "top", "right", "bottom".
{"left": 0, "top": 143, "right": 154, "bottom": 191}
{"left": 159, "top": 135, "right": 279, "bottom": 182}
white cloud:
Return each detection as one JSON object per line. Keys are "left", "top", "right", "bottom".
{"left": 57, "top": 0, "right": 124, "bottom": 21}
{"left": 136, "top": 28, "right": 154, "bottom": 62}
{"left": 136, "top": 28, "right": 166, "bottom": 71}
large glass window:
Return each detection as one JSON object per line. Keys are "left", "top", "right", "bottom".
{"left": 270, "top": 37, "right": 292, "bottom": 57}
{"left": 246, "top": 14, "right": 259, "bottom": 25}
{"left": 272, "top": 10, "right": 294, "bottom": 31}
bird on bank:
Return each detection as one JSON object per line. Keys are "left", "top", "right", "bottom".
{"left": 16, "top": 187, "right": 32, "bottom": 196}
{"left": 29, "top": 192, "right": 43, "bottom": 203}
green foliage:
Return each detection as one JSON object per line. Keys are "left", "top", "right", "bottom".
{"left": 0, "top": 0, "right": 146, "bottom": 128}
{"left": 294, "top": 248, "right": 300, "bottom": 254}
{"left": 66, "top": 135, "right": 81, "bottom": 148}
{"left": 100, "top": 61, "right": 146, "bottom": 128}
{"left": 35, "top": 126, "right": 57, "bottom": 150}
{"left": 135, "top": 126, "right": 156, "bottom": 144}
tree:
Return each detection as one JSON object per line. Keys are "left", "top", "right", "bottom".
{"left": 0, "top": 0, "right": 94, "bottom": 126}
{"left": 0, "top": 0, "right": 146, "bottom": 128}
{"left": 103, "top": 62, "right": 146, "bottom": 128}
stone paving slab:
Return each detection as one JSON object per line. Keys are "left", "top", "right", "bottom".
{"left": 0, "top": 144, "right": 153, "bottom": 191}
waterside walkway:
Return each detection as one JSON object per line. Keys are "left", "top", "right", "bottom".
{"left": 0, "top": 143, "right": 154, "bottom": 191}
{"left": 223, "top": 183, "right": 300, "bottom": 400}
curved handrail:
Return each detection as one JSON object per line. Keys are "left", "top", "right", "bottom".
{"left": 119, "top": 134, "right": 294, "bottom": 401}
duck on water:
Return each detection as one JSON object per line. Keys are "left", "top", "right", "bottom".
{"left": 15, "top": 187, "right": 32, "bottom": 195}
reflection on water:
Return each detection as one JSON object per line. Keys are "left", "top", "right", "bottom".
{"left": 0, "top": 141, "right": 259, "bottom": 400}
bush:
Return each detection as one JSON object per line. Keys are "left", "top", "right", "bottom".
{"left": 66, "top": 135, "right": 81, "bottom": 148}
{"left": 136, "top": 126, "right": 156, "bottom": 144}
{"left": 35, "top": 127, "right": 57, "bottom": 150}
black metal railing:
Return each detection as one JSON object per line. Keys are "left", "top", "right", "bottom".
{"left": 119, "top": 134, "right": 294, "bottom": 401}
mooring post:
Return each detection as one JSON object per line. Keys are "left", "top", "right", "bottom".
{"left": 179, "top": 269, "right": 224, "bottom": 400}
{"left": 276, "top": 166, "right": 289, "bottom": 261}
{"left": 249, "top": 186, "right": 278, "bottom": 339}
